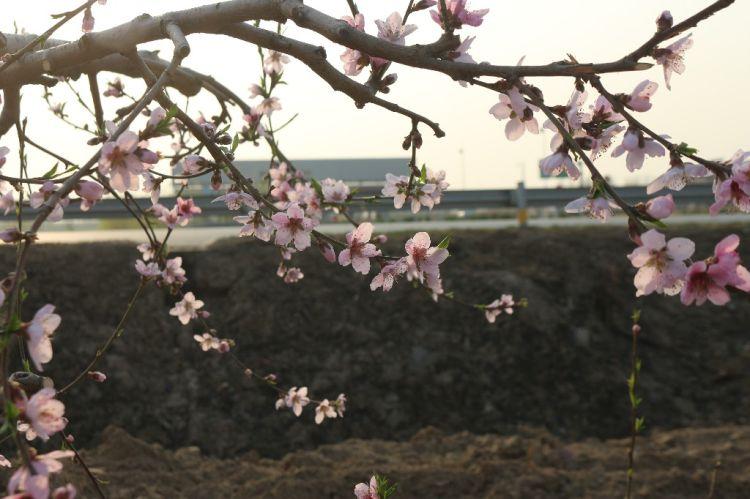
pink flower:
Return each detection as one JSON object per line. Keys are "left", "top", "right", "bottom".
{"left": 52, "top": 484, "right": 77, "bottom": 499}
{"left": 0, "top": 455, "right": 9, "bottom": 468}
{"left": 539, "top": 150, "right": 580, "bottom": 180}
{"left": 611, "top": 128, "right": 665, "bottom": 172}
{"left": 370, "top": 258, "right": 408, "bottom": 292}
{"left": 710, "top": 151, "right": 750, "bottom": 215}
{"left": 7, "top": 450, "right": 74, "bottom": 499}
{"left": 375, "top": 12, "right": 417, "bottom": 45}
{"left": 74, "top": 180, "right": 104, "bottom": 212}
{"left": 589, "top": 123, "right": 625, "bottom": 160}
{"left": 280, "top": 386, "right": 309, "bottom": 417}
{"left": 405, "top": 232, "right": 449, "bottom": 281}
{"left": 354, "top": 476, "right": 379, "bottom": 499}
{"left": 654, "top": 34, "right": 693, "bottom": 90}
{"left": 564, "top": 90, "right": 592, "bottom": 131}
{"left": 137, "top": 242, "right": 156, "bottom": 261}
{"left": 681, "top": 234, "right": 750, "bottom": 306}
{"left": 248, "top": 84, "right": 263, "bottom": 98}
{"left": 182, "top": 155, "right": 205, "bottom": 176}
{"left": 381, "top": 173, "right": 410, "bottom": 209}
{"left": 29, "top": 181, "right": 69, "bottom": 223}
{"left": 17, "top": 388, "right": 66, "bottom": 442}
{"left": 564, "top": 196, "right": 617, "bottom": 222}
{"left": 234, "top": 210, "right": 274, "bottom": 241}
{"left": 589, "top": 96, "right": 624, "bottom": 123}
{"left": 213, "top": 190, "right": 257, "bottom": 211}
{"left": 135, "top": 259, "right": 160, "bottom": 278}
{"left": 98, "top": 131, "right": 147, "bottom": 192}
{"left": 169, "top": 292, "right": 204, "bottom": 325}
{"left": 193, "top": 333, "right": 219, "bottom": 352}
{"left": 0, "top": 183, "right": 15, "bottom": 215}
{"left": 271, "top": 203, "right": 316, "bottom": 250}
{"left": 25, "top": 305, "right": 60, "bottom": 371}
{"left": 645, "top": 194, "right": 675, "bottom": 220}
{"left": 647, "top": 162, "right": 709, "bottom": 194}
{"left": 82, "top": 7, "right": 95, "bottom": 32}
{"left": 176, "top": 197, "right": 202, "bottom": 226}
{"left": 0, "top": 227, "right": 23, "bottom": 243}
{"left": 339, "top": 223, "right": 381, "bottom": 275}
{"left": 627, "top": 80, "right": 659, "bottom": 112}
{"left": 314, "top": 399, "right": 337, "bottom": 424}
{"left": 319, "top": 242, "right": 336, "bottom": 263}
{"left": 489, "top": 89, "right": 540, "bottom": 141}
{"left": 161, "top": 257, "right": 186, "bottom": 285}
{"left": 142, "top": 172, "right": 161, "bottom": 205}
{"left": 321, "top": 178, "right": 350, "bottom": 204}
{"left": 259, "top": 97, "right": 282, "bottom": 116}
{"left": 627, "top": 229, "right": 694, "bottom": 297}
{"left": 263, "top": 51, "right": 290, "bottom": 75}
{"left": 484, "top": 294, "right": 515, "bottom": 323}
{"left": 430, "top": 0, "right": 489, "bottom": 29}
{"left": 340, "top": 48, "right": 368, "bottom": 76}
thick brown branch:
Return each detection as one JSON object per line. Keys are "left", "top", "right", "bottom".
{"left": 217, "top": 24, "right": 445, "bottom": 137}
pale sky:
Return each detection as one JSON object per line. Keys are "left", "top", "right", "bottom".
{"left": 3, "top": 1, "right": 749, "bottom": 189}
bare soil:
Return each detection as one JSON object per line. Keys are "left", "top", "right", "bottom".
{"left": 1, "top": 225, "right": 749, "bottom": 497}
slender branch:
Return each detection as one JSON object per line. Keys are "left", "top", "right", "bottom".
{"left": 87, "top": 73, "right": 104, "bottom": 133}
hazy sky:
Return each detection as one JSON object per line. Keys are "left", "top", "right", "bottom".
{"left": 3, "top": 1, "right": 749, "bottom": 189}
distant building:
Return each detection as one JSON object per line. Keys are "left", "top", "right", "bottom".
{"left": 179, "top": 157, "right": 409, "bottom": 195}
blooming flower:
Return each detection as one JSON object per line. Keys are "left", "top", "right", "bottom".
{"left": 654, "top": 34, "right": 693, "bottom": 90}
{"left": 710, "top": 151, "right": 750, "bottom": 215}
{"left": 564, "top": 196, "right": 617, "bottom": 222}
{"left": 161, "top": 257, "right": 186, "bottom": 285}
{"left": 589, "top": 95, "right": 624, "bottom": 123}
{"left": 430, "top": 0, "right": 489, "bottom": 29}
{"left": 564, "top": 90, "right": 592, "bottom": 131}
{"left": 627, "top": 229, "right": 694, "bottom": 297}
{"left": 7, "top": 450, "right": 74, "bottom": 499}
{"left": 539, "top": 150, "right": 580, "bottom": 180}
{"left": 314, "top": 399, "right": 337, "bottom": 424}
{"left": 25, "top": 305, "right": 61, "bottom": 371}
{"left": 370, "top": 258, "right": 408, "bottom": 292}
{"left": 135, "top": 259, "right": 160, "bottom": 278}
{"left": 259, "top": 97, "right": 282, "bottom": 116}
{"left": 280, "top": 386, "right": 309, "bottom": 417}
{"left": 681, "top": 234, "right": 750, "bottom": 306}
{"left": 103, "top": 78, "right": 124, "bottom": 97}
{"left": 489, "top": 88, "right": 540, "bottom": 141}
{"left": 271, "top": 202, "right": 316, "bottom": 250}
{"left": 405, "top": 232, "right": 449, "bottom": 282}
{"left": 169, "top": 292, "right": 204, "bottom": 325}
{"left": 321, "top": 178, "right": 351, "bottom": 204}
{"left": 213, "top": 190, "right": 258, "bottom": 211}
{"left": 193, "top": 332, "right": 220, "bottom": 352}
{"left": 176, "top": 197, "right": 202, "bottom": 226}
{"left": 645, "top": 194, "right": 675, "bottom": 220}
{"left": 375, "top": 12, "right": 417, "bottom": 45}
{"left": 339, "top": 223, "right": 381, "bottom": 275}
{"left": 17, "top": 388, "right": 66, "bottom": 442}
{"left": 381, "top": 173, "right": 410, "bottom": 209}
{"left": 611, "top": 128, "right": 666, "bottom": 172}
{"left": 263, "top": 51, "right": 290, "bottom": 75}
{"left": 484, "top": 294, "right": 515, "bottom": 323}
{"left": 627, "top": 80, "right": 659, "bottom": 112}
{"left": 647, "top": 161, "right": 709, "bottom": 194}
{"left": 29, "top": 181, "right": 69, "bottom": 222}
{"left": 0, "top": 182, "right": 15, "bottom": 215}
{"left": 283, "top": 267, "right": 304, "bottom": 284}
{"left": 234, "top": 210, "right": 274, "bottom": 241}
{"left": 98, "top": 131, "right": 149, "bottom": 192}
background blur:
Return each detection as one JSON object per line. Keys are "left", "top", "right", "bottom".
{"left": 1, "top": 0, "right": 748, "bottom": 189}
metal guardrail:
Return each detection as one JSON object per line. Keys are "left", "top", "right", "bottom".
{"left": 3, "top": 182, "right": 716, "bottom": 221}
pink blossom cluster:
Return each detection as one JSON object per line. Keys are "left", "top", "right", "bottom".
{"left": 381, "top": 168, "right": 449, "bottom": 213}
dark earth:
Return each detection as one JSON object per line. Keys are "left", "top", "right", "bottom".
{"left": 1, "top": 225, "right": 749, "bottom": 497}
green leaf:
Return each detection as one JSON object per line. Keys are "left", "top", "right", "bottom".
{"left": 437, "top": 235, "right": 451, "bottom": 250}
{"left": 231, "top": 133, "right": 240, "bottom": 153}
{"left": 41, "top": 164, "right": 59, "bottom": 179}
{"left": 419, "top": 164, "right": 427, "bottom": 182}
{"left": 676, "top": 142, "right": 698, "bottom": 156}
{"left": 310, "top": 178, "right": 324, "bottom": 199}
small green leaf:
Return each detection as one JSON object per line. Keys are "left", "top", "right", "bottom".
{"left": 42, "top": 164, "right": 59, "bottom": 179}
{"left": 231, "top": 133, "right": 240, "bottom": 153}
{"left": 437, "top": 235, "right": 451, "bottom": 250}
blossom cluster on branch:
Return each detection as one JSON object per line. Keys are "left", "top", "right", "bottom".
{"left": 0, "top": 0, "right": 741, "bottom": 496}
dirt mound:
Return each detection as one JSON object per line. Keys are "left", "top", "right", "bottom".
{"left": 54, "top": 424, "right": 749, "bottom": 498}
{"left": 1, "top": 226, "right": 749, "bottom": 459}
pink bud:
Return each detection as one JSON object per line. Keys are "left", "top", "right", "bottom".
{"left": 218, "top": 340, "right": 230, "bottom": 353}
{"left": 65, "top": 434, "right": 75, "bottom": 444}
{"left": 87, "top": 371, "right": 107, "bottom": 383}
{"left": 646, "top": 194, "right": 675, "bottom": 220}
{"left": 374, "top": 234, "right": 388, "bottom": 244}
{"left": 632, "top": 324, "right": 642, "bottom": 335}
{"left": 319, "top": 243, "right": 336, "bottom": 263}
{"left": 0, "top": 228, "right": 22, "bottom": 243}
{"left": 82, "top": 8, "right": 95, "bottom": 32}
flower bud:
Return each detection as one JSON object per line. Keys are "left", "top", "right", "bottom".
{"left": 656, "top": 11, "right": 673, "bottom": 32}
{"left": 87, "top": 371, "right": 107, "bottom": 383}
